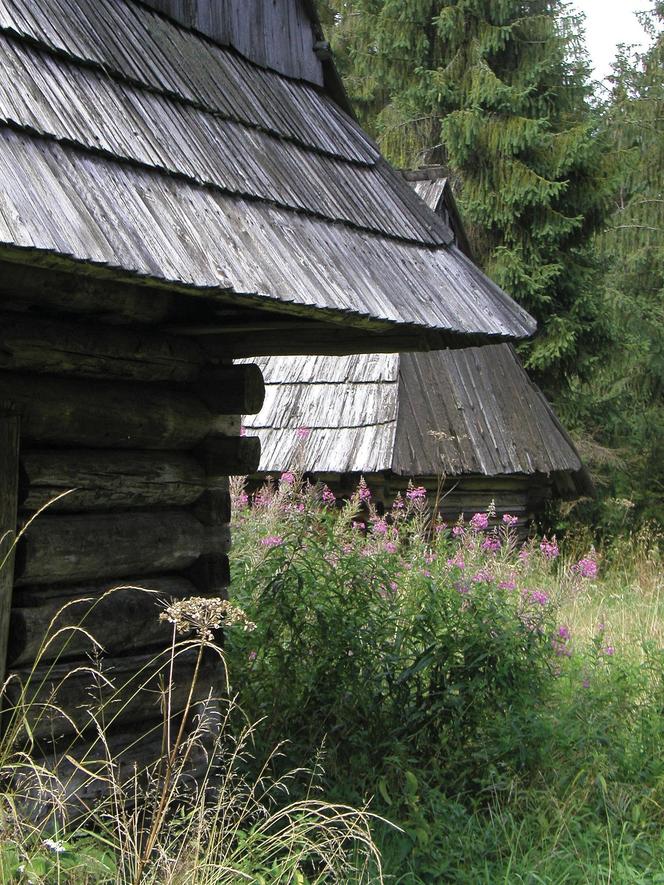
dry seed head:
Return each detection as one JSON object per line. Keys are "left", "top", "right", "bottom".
{"left": 160, "top": 597, "right": 256, "bottom": 641}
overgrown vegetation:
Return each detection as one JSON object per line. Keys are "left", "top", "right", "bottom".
{"left": 1, "top": 477, "right": 663, "bottom": 881}
{"left": 225, "top": 475, "right": 664, "bottom": 883}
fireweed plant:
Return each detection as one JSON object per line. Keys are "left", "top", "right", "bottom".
{"left": 227, "top": 474, "right": 664, "bottom": 882}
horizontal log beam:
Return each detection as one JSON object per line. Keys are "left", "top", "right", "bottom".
{"left": 0, "top": 372, "right": 215, "bottom": 449}
{"left": 6, "top": 648, "right": 220, "bottom": 741}
{"left": 14, "top": 511, "right": 230, "bottom": 586}
{"left": 195, "top": 434, "right": 261, "bottom": 476}
{"left": 8, "top": 575, "right": 199, "bottom": 668}
{"left": 19, "top": 450, "right": 206, "bottom": 512}
{"left": 196, "top": 364, "right": 265, "bottom": 415}
{"left": 0, "top": 313, "right": 205, "bottom": 382}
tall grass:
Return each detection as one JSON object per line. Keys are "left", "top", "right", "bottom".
{"left": 0, "top": 580, "right": 384, "bottom": 883}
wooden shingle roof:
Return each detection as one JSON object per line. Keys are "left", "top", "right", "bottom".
{"left": 0, "top": 0, "right": 535, "bottom": 353}
{"left": 243, "top": 168, "right": 590, "bottom": 495}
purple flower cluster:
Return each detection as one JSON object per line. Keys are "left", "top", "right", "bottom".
{"left": 322, "top": 485, "right": 336, "bottom": 506}
{"left": 406, "top": 485, "right": 427, "bottom": 501}
{"left": 573, "top": 557, "right": 598, "bottom": 579}
{"left": 358, "top": 478, "right": 371, "bottom": 502}
{"left": 482, "top": 535, "right": 501, "bottom": 553}
{"left": 502, "top": 513, "right": 519, "bottom": 526}
{"left": 280, "top": 471, "right": 295, "bottom": 485}
{"left": 540, "top": 537, "right": 559, "bottom": 560}
{"left": 261, "top": 535, "right": 283, "bottom": 548}
{"left": 523, "top": 588, "right": 549, "bottom": 606}
{"left": 552, "top": 624, "right": 572, "bottom": 657}
{"left": 470, "top": 512, "right": 489, "bottom": 531}
{"left": 372, "top": 519, "right": 388, "bottom": 535}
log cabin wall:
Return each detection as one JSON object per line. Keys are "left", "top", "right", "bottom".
{"left": 0, "top": 304, "right": 263, "bottom": 757}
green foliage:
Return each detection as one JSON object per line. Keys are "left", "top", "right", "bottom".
{"left": 572, "top": 3, "right": 664, "bottom": 525}
{"left": 226, "top": 475, "right": 664, "bottom": 882}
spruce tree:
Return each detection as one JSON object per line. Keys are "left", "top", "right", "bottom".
{"left": 318, "top": 0, "right": 614, "bottom": 397}
{"left": 587, "top": 3, "right": 664, "bottom": 522}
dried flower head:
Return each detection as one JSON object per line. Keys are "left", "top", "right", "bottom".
{"left": 160, "top": 596, "right": 256, "bottom": 641}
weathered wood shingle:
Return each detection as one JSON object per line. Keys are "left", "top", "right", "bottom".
{"left": 0, "top": 0, "right": 536, "bottom": 349}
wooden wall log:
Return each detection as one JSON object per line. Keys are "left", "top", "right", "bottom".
{"left": 19, "top": 450, "right": 206, "bottom": 512}
{"left": 27, "top": 721, "right": 214, "bottom": 817}
{"left": 0, "top": 313, "right": 205, "bottom": 382}
{"left": 8, "top": 575, "right": 199, "bottom": 668}
{"left": 196, "top": 434, "right": 261, "bottom": 476}
{"left": 0, "top": 404, "right": 20, "bottom": 690}
{"left": 14, "top": 511, "right": 231, "bottom": 586}
{"left": 5, "top": 648, "right": 218, "bottom": 741}
{"left": 196, "top": 364, "right": 265, "bottom": 415}
{"left": 0, "top": 261, "right": 186, "bottom": 325}
{"left": 0, "top": 372, "right": 214, "bottom": 450}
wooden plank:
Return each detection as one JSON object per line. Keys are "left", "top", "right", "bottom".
{"left": 8, "top": 575, "right": 198, "bottom": 668}
{"left": 0, "top": 372, "right": 214, "bottom": 450}
{"left": 19, "top": 450, "right": 206, "bottom": 512}
{"left": 14, "top": 511, "right": 230, "bottom": 586}
{"left": 0, "top": 403, "right": 20, "bottom": 689}
{"left": 0, "top": 312, "right": 205, "bottom": 382}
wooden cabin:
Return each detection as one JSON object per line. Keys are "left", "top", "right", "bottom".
{"left": 0, "top": 3, "right": 534, "bottom": 800}
{"left": 244, "top": 169, "right": 590, "bottom": 531}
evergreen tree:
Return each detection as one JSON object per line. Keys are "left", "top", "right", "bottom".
{"left": 585, "top": 3, "right": 664, "bottom": 523}
{"left": 318, "top": 0, "right": 614, "bottom": 397}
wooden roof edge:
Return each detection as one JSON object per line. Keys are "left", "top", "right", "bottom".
{"left": 0, "top": 249, "right": 529, "bottom": 356}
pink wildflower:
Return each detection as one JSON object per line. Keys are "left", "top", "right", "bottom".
{"left": 422, "top": 569, "right": 432, "bottom": 578}
{"left": 482, "top": 535, "right": 501, "bottom": 553}
{"left": 582, "top": 677, "right": 591, "bottom": 688}
{"left": 384, "top": 541, "right": 397, "bottom": 554}
{"left": 523, "top": 589, "right": 549, "bottom": 606}
{"left": 452, "top": 525, "right": 465, "bottom": 538}
{"left": 540, "top": 536, "right": 559, "bottom": 560}
{"left": 470, "top": 512, "right": 489, "bottom": 531}
{"left": 322, "top": 485, "right": 336, "bottom": 506}
{"left": 557, "top": 625, "right": 571, "bottom": 642}
{"left": 372, "top": 519, "right": 388, "bottom": 535}
{"left": 434, "top": 521, "right": 447, "bottom": 533}
{"left": 471, "top": 569, "right": 493, "bottom": 583}
{"left": 447, "top": 553, "right": 465, "bottom": 570}
{"left": 351, "top": 521, "right": 364, "bottom": 531}
{"left": 261, "top": 535, "right": 283, "bottom": 548}
{"left": 424, "top": 551, "right": 437, "bottom": 564}
{"left": 406, "top": 485, "right": 427, "bottom": 501}
{"left": 392, "top": 495, "right": 405, "bottom": 511}
{"left": 603, "top": 646, "right": 615, "bottom": 656}
{"left": 518, "top": 547, "right": 530, "bottom": 562}
{"left": 240, "top": 424, "right": 247, "bottom": 437}
{"left": 248, "top": 650, "right": 257, "bottom": 662}
{"left": 357, "top": 478, "right": 371, "bottom": 502}
{"left": 499, "top": 577, "right": 517, "bottom": 590}
{"left": 573, "top": 557, "right": 598, "bottom": 579}
{"left": 296, "top": 427, "right": 310, "bottom": 439}
{"left": 502, "top": 513, "right": 519, "bottom": 526}
{"left": 280, "top": 471, "right": 295, "bottom": 485}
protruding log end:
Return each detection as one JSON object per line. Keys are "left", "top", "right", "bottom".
{"left": 196, "top": 364, "right": 265, "bottom": 415}
{"left": 195, "top": 434, "right": 261, "bottom": 476}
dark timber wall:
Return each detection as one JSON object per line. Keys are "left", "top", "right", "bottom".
{"left": 0, "top": 295, "right": 263, "bottom": 789}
